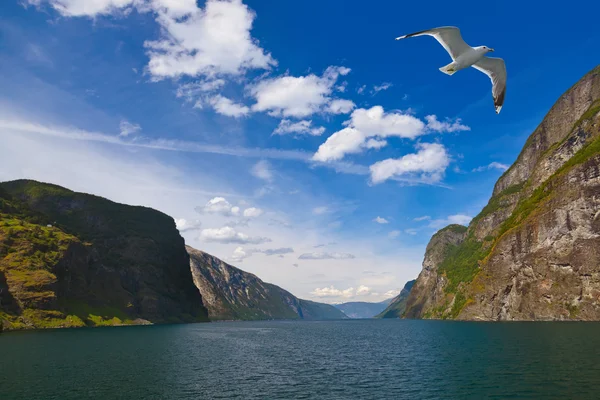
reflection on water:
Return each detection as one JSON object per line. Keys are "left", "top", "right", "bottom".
{"left": 1, "top": 320, "right": 600, "bottom": 399}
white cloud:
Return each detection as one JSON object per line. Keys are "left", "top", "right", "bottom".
{"left": 356, "top": 285, "right": 371, "bottom": 295}
{"left": 273, "top": 119, "right": 325, "bottom": 137}
{"left": 196, "top": 197, "right": 240, "bottom": 216}
{"left": 145, "top": 0, "right": 276, "bottom": 80}
{"left": 413, "top": 215, "right": 431, "bottom": 221}
{"left": 176, "top": 78, "right": 225, "bottom": 102}
{"left": 472, "top": 161, "right": 509, "bottom": 172}
{"left": 310, "top": 286, "right": 355, "bottom": 298}
{"left": 200, "top": 226, "right": 271, "bottom": 244}
{"left": 429, "top": 214, "right": 473, "bottom": 229}
{"left": 372, "top": 82, "right": 392, "bottom": 94}
{"left": 369, "top": 143, "right": 450, "bottom": 184}
{"left": 373, "top": 216, "right": 389, "bottom": 224}
{"left": 298, "top": 252, "right": 355, "bottom": 260}
{"left": 249, "top": 66, "right": 352, "bottom": 117}
{"left": 243, "top": 207, "right": 263, "bottom": 218}
{"left": 326, "top": 99, "right": 356, "bottom": 114}
{"left": 175, "top": 218, "right": 202, "bottom": 232}
{"left": 384, "top": 289, "right": 400, "bottom": 298}
{"left": 209, "top": 95, "right": 250, "bottom": 117}
{"left": 357, "top": 85, "right": 366, "bottom": 94}
{"left": 251, "top": 160, "right": 273, "bottom": 182}
{"left": 312, "top": 206, "right": 329, "bottom": 215}
{"left": 425, "top": 115, "right": 470, "bottom": 133}
{"left": 311, "top": 128, "right": 367, "bottom": 162}
{"left": 404, "top": 228, "right": 418, "bottom": 235}
{"left": 230, "top": 246, "right": 293, "bottom": 262}
{"left": 388, "top": 230, "right": 401, "bottom": 238}
{"left": 34, "top": 0, "right": 276, "bottom": 80}
{"left": 119, "top": 120, "right": 141, "bottom": 137}
{"left": 313, "top": 106, "right": 470, "bottom": 162}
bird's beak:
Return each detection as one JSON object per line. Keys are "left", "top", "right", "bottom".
{"left": 490, "top": 48, "right": 495, "bottom": 52}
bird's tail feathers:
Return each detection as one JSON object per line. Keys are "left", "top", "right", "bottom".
{"left": 439, "top": 62, "right": 457, "bottom": 76}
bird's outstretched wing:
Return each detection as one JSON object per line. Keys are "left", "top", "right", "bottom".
{"left": 395, "top": 26, "right": 471, "bottom": 61}
{"left": 472, "top": 57, "right": 507, "bottom": 114}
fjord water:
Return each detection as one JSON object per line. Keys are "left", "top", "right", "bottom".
{"left": 2, "top": 320, "right": 600, "bottom": 399}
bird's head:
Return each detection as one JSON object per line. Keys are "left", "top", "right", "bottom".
{"left": 482, "top": 46, "right": 495, "bottom": 53}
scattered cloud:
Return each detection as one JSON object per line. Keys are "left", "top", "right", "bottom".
{"left": 472, "top": 161, "right": 509, "bottom": 172}
{"left": 310, "top": 286, "right": 355, "bottom": 298}
{"left": 312, "top": 106, "right": 468, "bottom": 163}
{"left": 356, "top": 285, "right": 371, "bottom": 295}
{"left": 424, "top": 115, "right": 470, "bottom": 133}
{"left": 388, "top": 230, "right": 401, "bottom": 238}
{"left": 357, "top": 85, "right": 366, "bottom": 94}
{"left": 175, "top": 218, "right": 202, "bottom": 232}
{"left": 209, "top": 95, "right": 250, "bottom": 118}
{"left": 372, "top": 82, "right": 392, "bottom": 94}
{"left": 33, "top": 0, "right": 276, "bottom": 80}
{"left": 369, "top": 142, "right": 450, "bottom": 184}
{"left": 243, "top": 207, "right": 263, "bottom": 218}
{"left": 404, "top": 228, "right": 418, "bottom": 235}
{"left": 326, "top": 99, "right": 356, "bottom": 114}
{"left": 298, "top": 252, "right": 355, "bottom": 260}
{"left": 249, "top": 66, "right": 352, "bottom": 117}
{"left": 231, "top": 246, "right": 294, "bottom": 262}
{"left": 373, "top": 216, "right": 389, "bottom": 224}
{"left": 251, "top": 160, "right": 274, "bottom": 182}
{"left": 273, "top": 119, "right": 325, "bottom": 137}
{"left": 200, "top": 226, "right": 271, "bottom": 244}
{"left": 413, "top": 215, "right": 431, "bottom": 221}
{"left": 196, "top": 197, "right": 240, "bottom": 216}
{"left": 383, "top": 289, "right": 400, "bottom": 298}
{"left": 119, "top": 120, "right": 141, "bottom": 137}
{"left": 292, "top": 263, "right": 299, "bottom": 268}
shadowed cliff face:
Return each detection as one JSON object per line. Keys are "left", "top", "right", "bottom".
{"left": 0, "top": 180, "right": 208, "bottom": 330}
{"left": 187, "top": 246, "right": 348, "bottom": 321}
{"left": 376, "top": 279, "right": 416, "bottom": 319}
{"left": 404, "top": 65, "right": 600, "bottom": 321}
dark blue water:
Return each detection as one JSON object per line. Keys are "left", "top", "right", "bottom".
{"left": 2, "top": 319, "right": 600, "bottom": 399}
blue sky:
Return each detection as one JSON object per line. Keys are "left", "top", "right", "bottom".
{"left": 1, "top": 0, "right": 599, "bottom": 303}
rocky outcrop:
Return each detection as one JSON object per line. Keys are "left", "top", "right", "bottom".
{"left": 0, "top": 180, "right": 208, "bottom": 330}
{"left": 404, "top": 65, "right": 600, "bottom": 321}
{"left": 377, "top": 279, "right": 416, "bottom": 318}
{"left": 187, "top": 246, "right": 348, "bottom": 321}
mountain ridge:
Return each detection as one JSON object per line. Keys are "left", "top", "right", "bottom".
{"left": 403, "top": 65, "right": 600, "bottom": 320}
{"left": 187, "top": 246, "right": 348, "bottom": 321}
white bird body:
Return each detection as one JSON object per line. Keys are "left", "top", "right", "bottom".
{"left": 396, "top": 26, "right": 507, "bottom": 114}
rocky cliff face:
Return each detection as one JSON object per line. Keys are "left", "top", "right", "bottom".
{"left": 404, "top": 65, "right": 600, "bottom": 321}
{"left": 187, "top": 246, "right": 347, "bottom": 321}
{"left": 0, "top": 180, "right": 208, "bottom": 330}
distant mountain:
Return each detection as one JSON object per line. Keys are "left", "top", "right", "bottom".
{"left": 334, "top": 298, "right": 393, "bottom": 319}
{"left": 187, "top": 246, "right": 348, "bottom": 321}
{"left": 377, "top": 280, "right": 416, "bottom": 318}
{"left": 0, "top": 180, "right": 208, "bottom": 331}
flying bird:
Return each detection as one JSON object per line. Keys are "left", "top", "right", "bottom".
{"left": 395, "top": 26, "right": 506, "bottom": 114}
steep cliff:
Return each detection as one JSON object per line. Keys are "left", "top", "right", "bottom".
{"left": 0, "top": 180, "right": 208, "bottom": 330}
{"left": 377, "top": 279, "right": 416, "bottom": 318}
{"left": 404, "top": 65, "right": 600, "bottom": 321}
{"left": 187, "top": 246, "right": 348, "bottom": 321}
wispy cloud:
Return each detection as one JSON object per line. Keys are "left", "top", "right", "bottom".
{"left": 472, "top": 162, "right": 509, "bottom": 172}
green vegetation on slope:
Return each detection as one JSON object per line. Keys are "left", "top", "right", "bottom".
{"left": 426, "top": 100, "right": 600, "bottom": 319}
{"left": 1, "top": 180, "right": 207, "bottom": 330}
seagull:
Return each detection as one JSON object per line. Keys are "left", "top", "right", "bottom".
{"left": 396, "top": 26, "right": 506, "bottom": 114}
